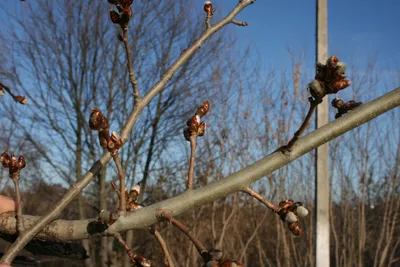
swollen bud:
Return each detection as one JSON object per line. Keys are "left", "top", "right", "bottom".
{"left": 0, "top": 151, "right": 10, "bottom": 168}
{"left": 18, "top": 155, "right": 26, "bottom": 169}
{"left": 110, "top": 10, "right": 120, "bottom": 24}
{"left": 196, "top": 101, "right": 210, "bottom": 117}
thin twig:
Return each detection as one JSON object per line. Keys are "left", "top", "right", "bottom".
{"left": 284, "top": 97, "right": 321, "bottom": 151}
{"left": 150, "top": 226, "right": 175, "bottom": 267}
{"left": 122, "top": 28, "right": 140, "bottom": 102}
{"left": 187, "top": 135, "right": 197, "bottom": 190}
{"left": 205, "top": 15, "right": 211, "bottom": 29}
{"left": 231, "top": 19, "right": 248, "bottom": 26}
{"left": 113, "top": 233, "right": 138, "bottom": 265}
{"left": 111, "top": 153, "right": 127, "bottom": 215}
{"left": 11, "top": 173, "right": 24, "bottom": 233}
{"left": 158, "top": 209, "right": 208, "bottom": 258}
{"left": 242, "top": 186, "right": 280, "bottom": 213}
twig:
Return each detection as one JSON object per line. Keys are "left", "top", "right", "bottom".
{"left": 122, "top": 27, "right": 140, "bottom": 102}
{"left": 111, "top": 153, "right": 126, "bottom": 215}
{"left": 284, "top": 96, "right": 321, "bottom": 151}
{"left": 205, "top": 16, "right": 211, "bottom": 29}
{"left": 113, "top": 233, "right": 151, "bottom": 266}
{"left": 158, "top": 209, "right": 208, "bottom": 259}
{"left": 150, "top": 226, "right": 175, "bottom": 267}
{"left": 11, "top": 173, "right": 24, "bottom": 233}
{"left": 0, "top": 2, "right": 258, "bottom": 263}
{"left": 187, "top": 135, "right": 197, "bottom": 190}
{"left": 242, "top": 186, "right": 279, "bottom": 213}
{"left": 231, "top": 19, "right": 248, "bottom": 26}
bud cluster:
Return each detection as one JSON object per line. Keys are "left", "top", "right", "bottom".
{"left": 111, "top": 182, "right": 143, "bottom": 211}
{"left": 308, "top": 56, "right": 351, "bottom": 99}
{"left": 184, "top": 101, "right": 210, "bottom": 141}
{"left": 0, "top": 152, "right": 26, "bottom": 177}
{"left": 331, "top": 98, "right": 362, "bottom": 119}
{"left": 108, "top": 0, "right": 133, "bottom": 29}
{"left": 89, "top": 108, "right": 122, "bottom": 152}
{"left": 277, "top": 199, "right": 309, "bottom": 236}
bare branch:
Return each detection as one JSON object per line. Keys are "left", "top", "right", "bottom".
{"left": 0, "top": 86, "right": 398, "bottom": 242}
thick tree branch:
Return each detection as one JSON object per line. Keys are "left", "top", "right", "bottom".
{"left": 0, "top": 1, "right": 255, "bottom": 263}
{"left": 0, "top": 87, "right": 398, "bottom": 242}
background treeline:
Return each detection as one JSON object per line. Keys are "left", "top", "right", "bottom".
{"left": 0, "top": 1, "right": 398, "bottom": 266}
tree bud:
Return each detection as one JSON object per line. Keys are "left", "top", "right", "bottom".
{"left": 296, "top": 206, "right": 309, "bottom": 217}
{"left": 204, "top": 1, "right": 215, "bottom": 17}
{"left": 18, "top": 155, "right": 26, "bottom": 169}
{"left": 198, "top": 122, "right": 206, "bottom": 136}
{"left": 196, "top": 101, "right": 210, "bottom": 117}
{"left": 14, "top": 95, "right": 28, "bottom": 105}
{"left": 9, "top": 154, "right": 19, "bottom": 174}
{"left": 288, "top": 221, "right": 302, "bottom": 236}
{"left": 183, "top": 127, "right": 191, "bottom": 141}
{"left": 110, "top": 10, "right": 120, "bottom": 24}
{"left": 0, "top": 152, "right": 10, "bottom": 168}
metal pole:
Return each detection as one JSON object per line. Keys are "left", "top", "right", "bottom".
{"left": 315, "top": 0, "right": 330, "bottom": 266}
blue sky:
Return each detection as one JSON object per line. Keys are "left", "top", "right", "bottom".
{"left": 2, "top": 0, "right": 399, "bottom": 73}
{"left": 191, "top": 0, "right": 399, "bottom": 75}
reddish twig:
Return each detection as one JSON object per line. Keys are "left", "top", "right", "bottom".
{"left": 284, "top": 96, "right": 321, "bottom": 152}
{"left": 113, "top": 232, "right": 151, "bottom": 266}
{"left": 187, "top": 135, "right": 197, "bottom": 190}
{"left": 111, "top": 153, "right": 127, "bottom": 215}
{"left": 150, "top": 226, "right": 175, "bottom": 267}
{"left": 242, "top": 186, "right": 280, "bottom": 213}
{"left": 231, "top": 19, "right": 248, "bottom": 26}
{"left": 157, "top": 209, "right": 208, "bottom": 259}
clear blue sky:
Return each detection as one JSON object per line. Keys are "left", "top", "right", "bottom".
{"left": 192, "top": 0, "right": 399, "bottom": 75}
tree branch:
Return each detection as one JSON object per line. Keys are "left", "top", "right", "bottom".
{"left": 0, "top": 87, "right": 398, "bottom": 242}
{"left": 0, "top": 1, "right": 255, "bottom": 263}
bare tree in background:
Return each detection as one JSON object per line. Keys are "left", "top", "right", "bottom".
{"left": 0, "top": 0, "right": 399, "bottom": 266}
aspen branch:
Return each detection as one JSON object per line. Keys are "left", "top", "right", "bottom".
{"left": 0, "top": 1, "right": 256, "bottom": 263}
{"left": 0, "top": 87, "right": 398, "bottom": 242}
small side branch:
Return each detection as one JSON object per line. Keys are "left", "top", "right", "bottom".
{"left": 122, "top": 28, "right": 140, "bottom": 102}
{"left": 111, "top": 153, "right": 127, "bottom": 215}
{"left": 231, "top": 19, "right": 248, "bottom": 26}
{"left": 150, "top": 226, "right": 175, "bottom": 267}
{"left": 242, "top": 186, "right": 279, "bottom": 213}
{"left": 114, "top": 233, "right": 151, "bottom": 266}
{"left": 187, "top": 135, "right": 197, "bottom": 190}
{"left": 284, "top": 96, "right": 321, "bottom": 151}
{"left": 157, "top": 209, "right": 208, "bottom": 259}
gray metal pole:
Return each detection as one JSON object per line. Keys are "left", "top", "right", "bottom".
{"left": 315, "top": 0, "right": 330, "bottom": 266}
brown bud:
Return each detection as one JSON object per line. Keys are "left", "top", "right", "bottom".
{"left": 98, "top": 131, "right": 109, "bottom": 149}
{"left": 121, "top": 0, "right": 133, "bottom": 8}
{"left": 18, "top": 155, "right": 26, "bottom": 169}
{"left": 9, "top": 154, "right": 19, "bottom": 174}
{"left": 108, "top": 0, "right": 119, "bottom": 4}
{"left": 14, "top": 96, "right": 28, "bottom": 105}
{"left": 111, "top": 131, "right": 123, "bottom": 149}
{"left": 331, "top": 98, "right": 345, "bottom": 109}
{"left": 183, "top": 127, "right": 191, "bottom": 141}
{"left": 327, "top": 56, "right": 339, "bottom": 67}
{"left": 133, "top": 255, "right": 151, "bottom": 267}
{"left": 288, "top": 221, "right": 302, "bottom": 236}
{"left": 89, "top": 108, "right": 108, "bottom": 131}
{"left": 110, "top": 10, "right": 120, "bottom": 24}
{"left": 279, "top": 199, "right": 295, "bottom": 209}
{"left": 0, "top": 152, "right": 10, "bottom": 168}
{"left": 188, "top": 115, "right": 200, "bottom": 132}
{"left": 204, "top": 1, "right": 215, "bottom": 17}
{"left": 195, "top": 101, "right": 210, "bottom": 117}
{"left": 198, "top": 122, "right": 206, "bottom": 137}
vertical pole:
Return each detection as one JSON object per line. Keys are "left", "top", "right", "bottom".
{"left": 315, "top": 0, "right": 330, "bottom": 267}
